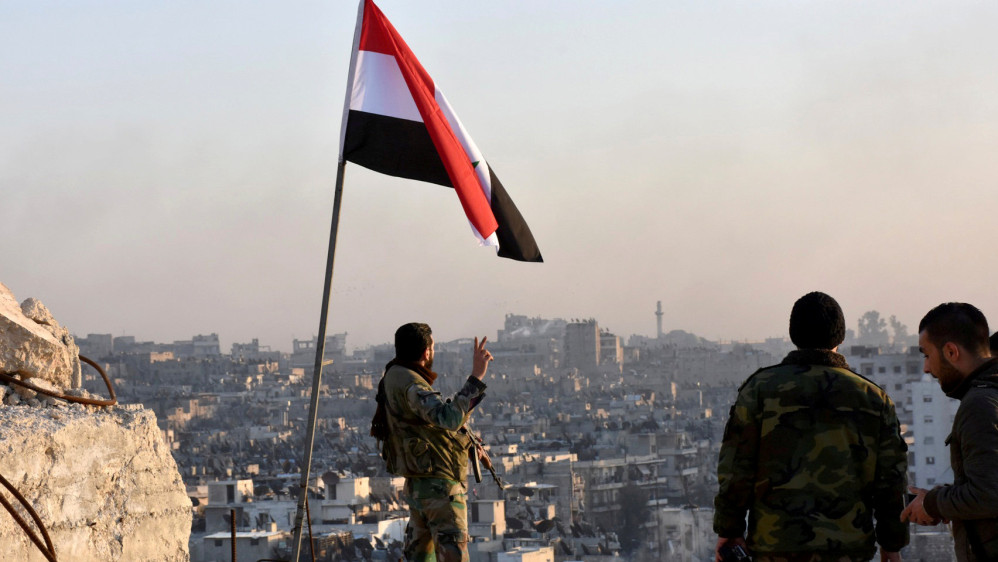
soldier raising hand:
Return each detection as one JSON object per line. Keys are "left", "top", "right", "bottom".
{"left": 371, "top": 323, "right": 492, "bottom": 562}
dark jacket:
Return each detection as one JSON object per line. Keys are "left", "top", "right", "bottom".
{"left": 924, "top": 359, "right": 998, "bottom": 562}
{"left": 714, "top": 349, "right": 909, "bottom": 559}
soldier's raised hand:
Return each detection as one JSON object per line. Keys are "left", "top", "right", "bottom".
{"left": 471, "top": 336, "right": 493, "bottom": 380}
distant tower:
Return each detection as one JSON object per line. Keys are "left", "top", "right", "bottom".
{"left": 655, "top": 301, "right": 664, "bottom": 339}
{"left": 564, "top": 319, "right": 600, "bottom": 370}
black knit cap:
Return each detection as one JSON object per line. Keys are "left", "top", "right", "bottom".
{"left": 789, "top": 291, "right": 846, "bottom": 350}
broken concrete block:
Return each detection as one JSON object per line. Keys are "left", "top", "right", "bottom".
{"left": 0, "top": 405, "right": 192, "bottom": 561}
{"left": 21, "top": 297, "right": 82, "bottom": 388}
{"left": 65, "top": 388, "right": 93, "bottom": 401}
{"left": 20, "top": 298, "right": 56, "bottom": 328}
{"left": 10, "top": 375, "right": 58, "bottom": 401}
{"left": 0, "top": 283, "right": 80, "bottom": 390}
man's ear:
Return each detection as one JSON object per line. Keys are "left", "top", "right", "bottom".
{"left": 943, "top": 341, "right": 961, "bottom": 362}
{"left": 423, "top": 347, "right": 432, "bottom": 362}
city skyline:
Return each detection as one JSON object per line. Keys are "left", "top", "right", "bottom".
{"left": 71, "top": 305, "right": 910, "bottom": 356}
{"left": 60, "top": 296, "right": 951, "bottom": 561}
{"left": 5, "top": 2, "right": 998, "bottom": 351}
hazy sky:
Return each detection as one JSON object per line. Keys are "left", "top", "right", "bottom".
{"left": 4, "top": 1, "right": 998, "bottom": 352}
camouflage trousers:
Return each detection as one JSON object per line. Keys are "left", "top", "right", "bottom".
{"left": 754, "top": 554, "right": 870, "bottom": 562}
{"left": 403, "top": 477, "right": 469, "bottom": 562}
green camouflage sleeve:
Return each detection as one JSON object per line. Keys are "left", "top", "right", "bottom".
{"left": 714, "top": 381, "right": 759, "bottom": 538}
{"left": 873, "top": 397, "right": 909, "bottom": 551}
{"left": 405, "top": 376, "right": 487, "bottom": 431}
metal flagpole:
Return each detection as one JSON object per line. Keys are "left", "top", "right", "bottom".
{"left": 288, "top": 159, "right": 345, "bottom": 561}
{"left": 289, "top": 1, "right": 365, "bottom": 560}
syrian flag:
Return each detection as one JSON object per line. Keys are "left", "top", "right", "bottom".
{"left": 340, "top": 0, "right": 542, "bottom": 262}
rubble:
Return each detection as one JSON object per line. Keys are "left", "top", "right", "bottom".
{"left": 0, "top": 405, "right": 192, "bottom": 561}
{"left": 0, "top": 283, "right": 80, "bottom": 390}
{"left": 9, "top": 373, "right": 59, "bottom": 400}
{"left": 0, "top": 282, "right": 190, "bottom": 560}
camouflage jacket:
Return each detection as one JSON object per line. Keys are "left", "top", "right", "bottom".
{"left": 714, "top": 349, "right": 909, "bottom": 559}
{"left": 381, "top": 364, "right": 486, "bottom": 483}
{"left": 924, "top": 359, "right": 998, "bottom": 562}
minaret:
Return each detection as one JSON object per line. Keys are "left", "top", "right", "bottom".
{"left": 655, "top": 301, "right": 663, "bottom": 339}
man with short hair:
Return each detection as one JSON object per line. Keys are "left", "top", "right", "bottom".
{"left": 370, "top": 322, "right": 493, "bottom": 562}
{"left": 714, "top": 292, "right": 908, "bottom": 562}
{"left": 902, "top": 303, "right": 998, "bottom": 562}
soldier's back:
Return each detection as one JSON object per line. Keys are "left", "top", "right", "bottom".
{"left": 738, "top": 360, "right": 901, "bottom": 558}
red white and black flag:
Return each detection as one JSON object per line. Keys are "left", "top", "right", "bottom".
{"left": 340, "top": 0, "right": 542, "bottom": 262}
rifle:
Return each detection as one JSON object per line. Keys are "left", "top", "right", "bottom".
{"left": 465, "top": 424, "right": 504, "bottom": 491}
